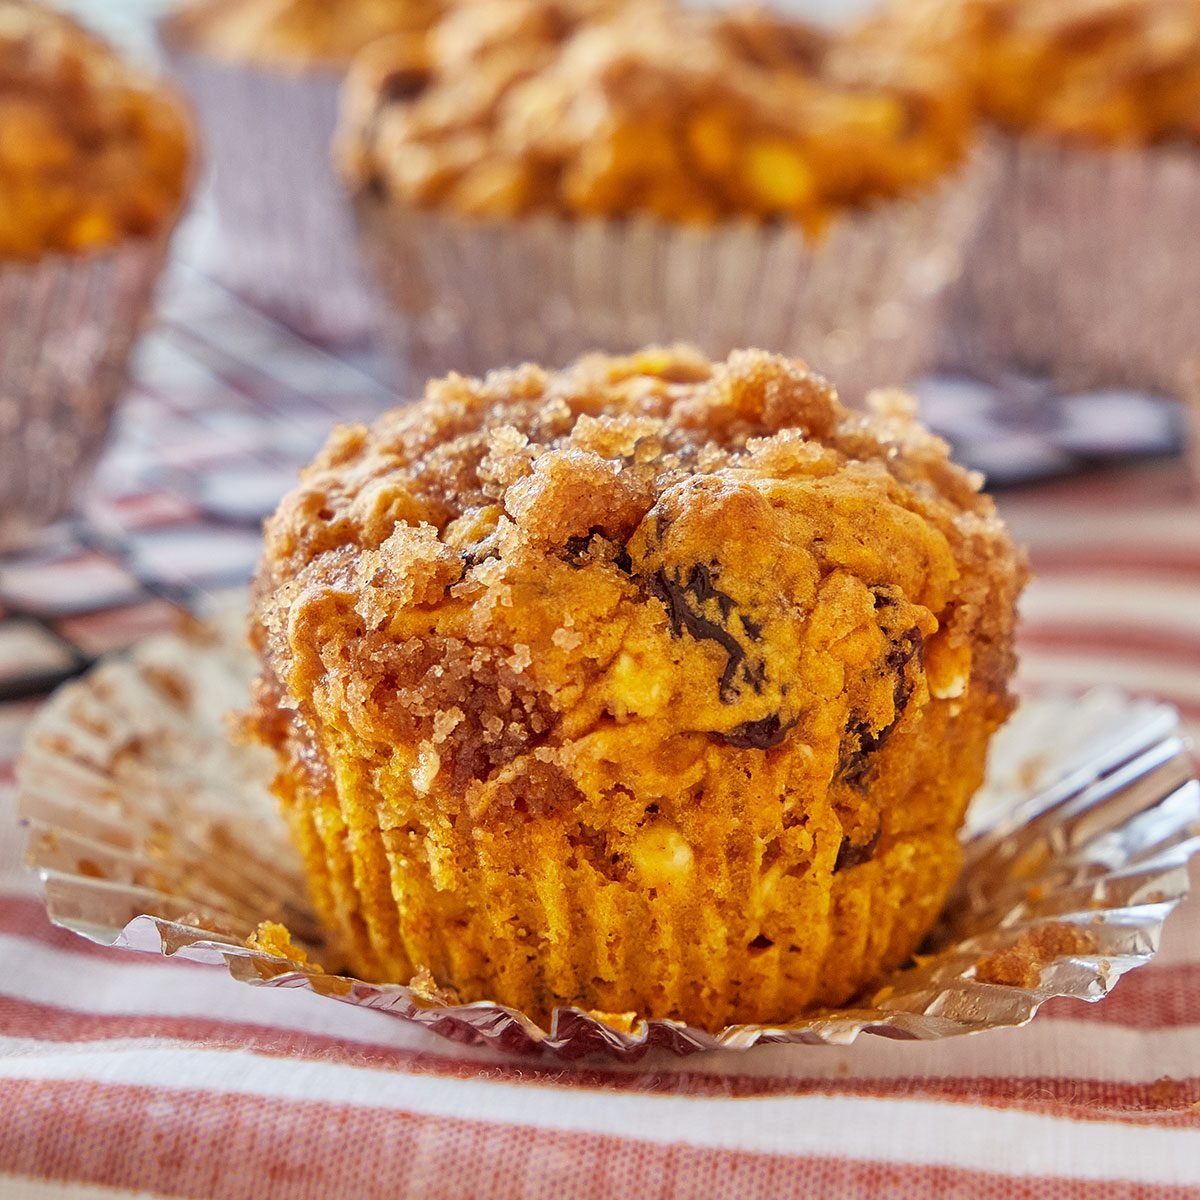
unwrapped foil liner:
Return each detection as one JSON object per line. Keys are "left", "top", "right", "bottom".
{"left": 17, "top": 621, "right": 1200, "bottom": 1060}
{"left": 0, "top": 234, "right": 171, "bottom": 551}
{"left": 355, "top": 152, "right": 988, "bottom": 402}
{"left": 160, "top": 45, "right": 374, "bottom": 345}
{"left": 945, "top": 133, "right": 1200, "bottom": 396}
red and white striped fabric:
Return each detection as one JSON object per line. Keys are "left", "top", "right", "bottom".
{"left": 2, "top": 459, "right": 1199, "bottom": 1200}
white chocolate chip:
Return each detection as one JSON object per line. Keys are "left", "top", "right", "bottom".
{"left": 631, "top": 822, "right": 694, "bottom": 886}
{"left": 410, "top": 741, "right": 441, "bottom": 795}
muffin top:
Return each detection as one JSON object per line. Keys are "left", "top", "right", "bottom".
{"left": 338, "top": 0, "right": 973, "bottom": 231}
{"left": 896, "top": 0, "right": 1200, "bottom": 146}
{"left": 164, "top": 0, "right": 445, "bottom": 69}
{"left": 0, "top": 0, "right": 192, "bottom": 260}
{"left": 251, "top": 347, "right": 1024, "bottom": 833}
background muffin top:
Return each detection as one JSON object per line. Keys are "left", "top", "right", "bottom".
{"left": 338, "top": 0, "right": 973, "bottom": 232}
{"left": 893, "top": 0, "right": 1200, "bottom": 146}
{"left": 0, "top": 0, "right": 192, "bottom": 260}
{"left": 164, "top": 0, "right": 447, "bottom": 68}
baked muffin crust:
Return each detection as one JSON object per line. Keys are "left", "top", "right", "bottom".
{"left": 249, "top": 347, "right": 1025, "bottom": 1029}
{"left": 338, "top": 0, "right": 973, "bottom": 232}
{"left": 895, "top": 0, "right": 1200, "bottom": 146}
{"left": 0, "top": 0, "right": 192, "bottom": 260}
{"left": 164, "top": 0, "right": 445, "bottom": 69}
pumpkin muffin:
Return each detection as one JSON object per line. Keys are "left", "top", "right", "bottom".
{"left": 0, "top": 0, "right": 191, "bottom": 260}
{"left": 337, "top": 0, "right": 982, "bottom": 395}
{"left": 164, "top": 0, "right": 444, "bottom": 70}
{"left": 246, "top": 346, "right": 1025, "bottom": 1031}
{"left": 890, "top": 0, "right": 1200, "bottom": 388}
{"left": 340, "top": 0, "right": 971, "bottom": 233}
{"left": 945, "top": 0, "right": 1200, "bottom": 146}
{"left": 0, "top": 0, "right": 192, "bottom": 547}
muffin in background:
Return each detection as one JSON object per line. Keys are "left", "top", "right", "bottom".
{"left": 159, "top": 0, "right": 442, "bottom": 343}
{"left": 0, "top": 0, "right": 192, "bottom": 548}
{"left": 903, "top": 0, "right": 1200, "bottom": 390}
{"left": 246, "top": 345, "right": 1025, "bottom": 1032}
{"left": 337, "top": 0, "right": 985, "bottom": 398}
{"left": 166, "top": 0, "right": 443, "bottom": 68}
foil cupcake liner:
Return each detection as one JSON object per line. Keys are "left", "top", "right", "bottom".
{"left": 945, "top": 133, "right": 1200, "bottom": 396}
{"left": 160, "top": 44, "right": 374, "bottom": 345}
{"left": 355, "top": 152, "right": 988, "bottom": 402}
{"left": 16, "top": 620, "right": 1200, "bottom": 1060}
{"left": 0, "top": 234, "right": 171, "bottom": 551}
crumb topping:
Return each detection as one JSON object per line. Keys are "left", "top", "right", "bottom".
{"left": 887, "top": 0, "right": 1200, "bottom": 146}
{"left": 0, "top": 0, "right": 192, "bottom": 260}
{"left": 164, "top": 0, "right": 444, "bottom": 68}
{"left": 251, "top": 347, "right": 1024, "bottom": 826}
{"left": 338, "top": 0, "right": 973, "bottom": 231}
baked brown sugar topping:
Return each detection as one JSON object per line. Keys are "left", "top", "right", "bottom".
{"left": 0, "top": 0, "right": 192, "bottom": 260}
{"left": 338, "top": 0, "right": 973, "bottom": 232}
{"left": 894, "top": 0, "right": 1200, "bottom": 146}
{"left": 165, "top": 0, "right": 446, "bottom": 68}
{"left": 248, "top": 347, "right": 1026, "bottom": 1030}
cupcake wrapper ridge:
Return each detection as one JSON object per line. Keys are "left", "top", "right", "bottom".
{"left": 0, "top": 235, "right": 170, "bottom": 550}
{"left": 946, "top": 133, "right": 1200, "bottom": 397}
{"left": 356, "top": 151, "right": 989, "bottom": 402}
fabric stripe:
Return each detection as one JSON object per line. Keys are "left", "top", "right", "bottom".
{"left": 1029, "top": 553, "right": 1200, "bottom": 578}
{"left": 1020, "top": 625, "right": 1200, "bottom": 665}
{"left": 1, "top": 997, "right": 1198, "bottom": 1125}
{"left": 3, "top": 1044, "right": 1200, "bottom": 1182}
{"left": 999, "top": 507, "right": 1200, "bottom": 551}
{"left": 0, "top": 1177, "right": 168, "bottom": 1200}
{"left": 2, "top": 1079, "right": 1200, "bottom": 1200}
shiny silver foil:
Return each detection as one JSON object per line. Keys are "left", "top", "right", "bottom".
{"left": 0, "top": 234, "right": 171, "bottom": 551}
{"left": 16, "top": 622, "right": 1200, "bottom": 1060}
{"left": 355, "top": 152, "right": 989, "bottom": 402}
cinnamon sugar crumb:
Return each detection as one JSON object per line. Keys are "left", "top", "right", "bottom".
{"left": 975, "top": 923, "right": 1098, "bottom": 989}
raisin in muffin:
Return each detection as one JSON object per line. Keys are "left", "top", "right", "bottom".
{"left": 247, "top": 346, "right": 1025, "bottom": 1031}
{"left": 0, "top": 0, "right": 191, "bottom": 260}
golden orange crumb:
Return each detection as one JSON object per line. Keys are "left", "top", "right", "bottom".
{"left": 975, "top": 923, "right": 1098, "bottom": 988}
{"left": 247, "top": 920, "right": 325, "bottom": 971}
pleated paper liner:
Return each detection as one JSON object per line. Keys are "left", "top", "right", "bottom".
{"left": 16, "top": 620, "right": 1200, "bottom": 1060}
{"left": 158, "top": 40, "right": 376, "bottom": 346}
{"left": 945, "top": 133, "right": 1200, "bottom": 400}
{"left": 0, "top": 232, "right": 173, "bottom": 551}
{"left": 354, "top": 151, "right": 990, "bottom": 403}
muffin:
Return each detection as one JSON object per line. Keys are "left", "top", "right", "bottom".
{"left": 0, "top": 0, "right": 192, "bottom": 548}
{"left": 159, "top": 0, "right": 443, "bottom": 343}
{"left": 246, "top": 346, "right": 1025, "bottom": 1031}
{"left": 338, "top": 0, "right": 984, "bottom": 398}
{"left": 905, "top": 0, "right": 1200, "bottom": 389}
{"left": 165, "top": 0, "right": 443, "bottom": 69}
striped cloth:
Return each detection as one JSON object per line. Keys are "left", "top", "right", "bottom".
{"left": 1, "top": 455, "right": 1199, "bottom": 1198}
